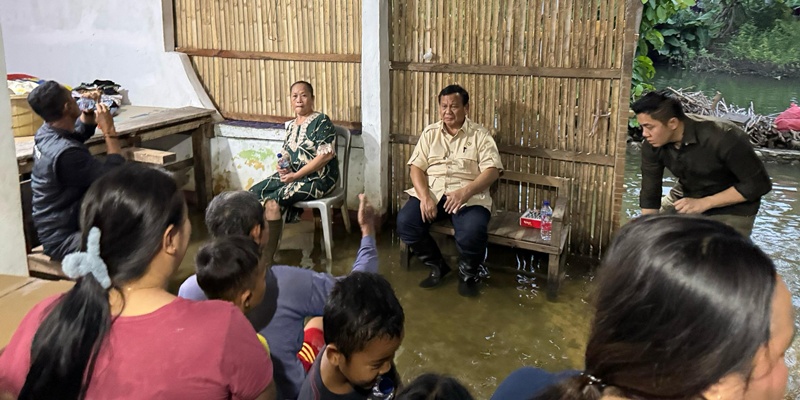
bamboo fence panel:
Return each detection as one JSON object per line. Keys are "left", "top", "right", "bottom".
{"left": 389, "top": 0, "right": 640, "bottom": 257}
{"left": 174, "top": 0, "right": 362, "bottom": 124}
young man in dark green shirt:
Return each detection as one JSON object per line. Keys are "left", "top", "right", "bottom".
{"left": 632, "top": 91, "right": 772, "bottom": 236}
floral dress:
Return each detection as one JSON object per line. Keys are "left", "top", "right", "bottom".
{"left": 249, "top": 112, "right": 339, "bottom": 221}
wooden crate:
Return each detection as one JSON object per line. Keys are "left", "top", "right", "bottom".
{"left": 11, "top": 94, "right": 43, "bottom": 137}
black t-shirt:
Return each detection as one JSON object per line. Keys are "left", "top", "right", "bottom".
{"left": 297, "top": 347, "right": 398, "bottom": 400}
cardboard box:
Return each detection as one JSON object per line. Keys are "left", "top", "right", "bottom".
{"left": 11, "top": 95, "right": 44, "bottom": 138}
{"left": 0, "top": 275, "right": 74, "bottom": 349}
{"left": 519, "top": 209, "right": 542, "bottom": 229}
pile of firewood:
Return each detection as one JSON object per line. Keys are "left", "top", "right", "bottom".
{"left": 665, "top": 87, "right": 799, "bottom": 150}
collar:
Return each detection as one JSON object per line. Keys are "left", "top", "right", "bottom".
{"left": 245, "top": 267, "right": 279, "bottom": 332}
{"left": 44, "top": 122, "right": 76, "bottom": 136}
{"left": 439, "top": 117, "right": 471, "bottom": 138}
{"left": 678, "top": 117, "right": 698, "bottom": 147}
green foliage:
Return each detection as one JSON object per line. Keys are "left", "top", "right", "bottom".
{"left": 656, "top": 9, "right": 714, "bottom": 62}
{"left": 632, "top": 0, "right": 695, "bottom": 102}
{"left": 725, "top": 20, "right": 800, "bottom": 66}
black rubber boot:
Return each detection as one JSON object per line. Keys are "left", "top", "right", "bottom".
{"left": 457, "top": 256, "right": 482, "bottom": 297}
{"left": 409, "top": 237, "right": 451, "bottom": 288}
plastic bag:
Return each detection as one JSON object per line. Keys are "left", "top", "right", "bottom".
{"left": 775, "top": 103, "right": 800, "bottom": 132}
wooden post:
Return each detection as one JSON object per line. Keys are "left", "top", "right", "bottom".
{"left": 192, "top": 121, "right": 214, "bottom": 210}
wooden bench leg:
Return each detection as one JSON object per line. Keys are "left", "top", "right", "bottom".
{"left": 546, "top": 246, "right": 569, "bottom": 301}
{"left": 399, "top": 241, "right": 410, "bottom": 270}
{"left": 547, "top": 253, "right": 561, "bottom": 301}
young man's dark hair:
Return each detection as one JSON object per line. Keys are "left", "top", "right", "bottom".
{"left": 205, "top": 191, "right": 264, "bottom": 238}
{"left": 195, "top": 235, "right": 262, "bottom": 302}
{"left": 323, "top": 272, "right": 405, "bottom": 358}
{"left": 631, "top": 90, "right": 687, "bottom": 124}
{"left": 27, "top": 80, "right": 72, "bottom": 122}
{"left": 437, "top": 84, "right": 469, "bottom": 107}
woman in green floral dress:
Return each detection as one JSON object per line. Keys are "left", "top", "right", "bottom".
{"left": 249, "top": 81, "right": 339, "bottom": 222}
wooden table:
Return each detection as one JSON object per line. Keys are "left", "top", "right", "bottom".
{"left": 15, "top": 106, "right": 216, "bottom": 209}
{"left": 0, "top": 275, "right": 74, "bottom": 349}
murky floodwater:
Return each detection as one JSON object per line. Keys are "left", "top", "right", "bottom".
{"left": 170, "top": 150, "right": 799, "bottom": 399}
{"left": 172, "top": 66, "right": 799, "bottom": 397}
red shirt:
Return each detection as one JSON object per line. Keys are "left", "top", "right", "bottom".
{"left": 0, "top": 295, "right": 272, "bottom": 399}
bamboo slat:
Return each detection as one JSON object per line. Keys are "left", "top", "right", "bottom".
{"left": 387, "top": 0, "right": 638, "bottom": 257}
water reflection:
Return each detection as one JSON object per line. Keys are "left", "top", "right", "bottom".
{"left": 652, "top": 66, "right": 800, "bottom": 115}
{"left": 172, "top": 148, "right": 798, "bottom": 399}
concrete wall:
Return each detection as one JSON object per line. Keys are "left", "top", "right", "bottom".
{"left": 0, "top": 0, "right": 214, "bottom": 110}
{"left": 0, "top": 23, "right": 31, "bottom": 276}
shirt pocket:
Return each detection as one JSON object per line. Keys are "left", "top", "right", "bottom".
{"left": 455, "top": 147, "right": 480, "bottom": 174}
{"left": 428, "top": 146, "right": 448, "bottom": 165}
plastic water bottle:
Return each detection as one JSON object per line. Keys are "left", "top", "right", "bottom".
{"left": 371, "top": 375, "right": 395, "bottom": 399}
{"left": 277, "top": 153, "right": 291, "bottom": 170}
{"left": 540, "top": 200, "right": 553, "bottom": 241}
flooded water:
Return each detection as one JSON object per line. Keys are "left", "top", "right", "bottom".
{"left": 652, "top": 66, "right": 800, "bottom": 115}
{"left": 172, "top": 150, "right": 798, "bottom": 399}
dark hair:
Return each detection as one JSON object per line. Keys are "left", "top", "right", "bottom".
{"left": 396, "top": 373, "right": 474, "bottom": 400}
{"left": 324, "top": 272, "right": 405, "bottom": 358}
{"left": 438, "top": 85, "right": 469, "bottom": 107}
{"left": 630, "top": 90, "right": 687, "bottom": 124}
{"left": 27, "top": 80, "right": 71, "bottom": 122}
{"left": 19, "top": 163, "right": 186, "bottom": 400}
{"left": 205, "top": 191, "right": 264, "bottom": 238}
{"left": 195, "top": 235, "right": 261, "bottom": 301}
{"left": 536, "top": 215, "right": 777, "bottom": 400}
{"left": 291, "top": 80, "right": 314, "bottom": 97}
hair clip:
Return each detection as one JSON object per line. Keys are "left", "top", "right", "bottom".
{"left": 62, "top": 227, "right": 112, "bottom": 289}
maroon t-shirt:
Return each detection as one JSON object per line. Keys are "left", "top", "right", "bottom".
{"left": 0, "top": 295, "right": 272, "bottom": 399}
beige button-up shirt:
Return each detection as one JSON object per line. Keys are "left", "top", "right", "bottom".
{"left": 406, "top": 118, "right": 504, "bottom": 211}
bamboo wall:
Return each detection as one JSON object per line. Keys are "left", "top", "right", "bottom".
{"left": 174, "top": 0, "right": 362, "bottom": 126}
{"left": 389, "top": 0, "right": 640, "bottom": 257}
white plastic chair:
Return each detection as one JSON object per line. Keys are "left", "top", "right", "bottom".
{"left": 294, "top": 125, "right": 352, "bottom": 262}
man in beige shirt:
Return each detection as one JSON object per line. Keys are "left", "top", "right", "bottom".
{"left": 397, "top": 85, "right": 503, "bottom": 297}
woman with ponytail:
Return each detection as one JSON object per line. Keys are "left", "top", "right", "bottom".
{"left": 492, "top": 215, "right": 794, "bottom": 400}
{"left": 0, "top": 163, "right": 276, "bottom": 400}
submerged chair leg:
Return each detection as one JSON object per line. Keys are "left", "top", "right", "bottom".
{"left": 320, "top": 206, "right": 334, "bottom": 262}
{"left": 341, "top": 203, "right": 352, "bottom": 233}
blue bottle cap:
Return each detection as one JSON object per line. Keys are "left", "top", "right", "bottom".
{"left": 543, "top": 200, "right": 550, "bottom": 206}
{"left": 277, "top": 153, "right": 283, "bottom": 158}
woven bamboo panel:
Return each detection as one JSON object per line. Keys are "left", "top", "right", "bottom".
{"left": 174, "top": 0, "right": 362, "bottom": 123}
{"left": 389, "top": 0, "right": 640, "bottom": 257}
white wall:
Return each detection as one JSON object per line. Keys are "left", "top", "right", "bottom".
{"left": 0, "top": 0, "right": 215, "bottom": 110}
{"left": 0, "top": 23, "right": 31, "bottom": 276}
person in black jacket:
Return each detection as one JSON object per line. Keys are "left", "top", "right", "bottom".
{"left": 28, "top": 80, "right": 124, "bottom": 260}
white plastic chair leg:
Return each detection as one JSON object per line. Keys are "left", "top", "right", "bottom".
{"left": 341, "top": 204, "right": 352, "bottom": 233}
{"left": 320, "top": 206, "right": 333, "bottom": 262}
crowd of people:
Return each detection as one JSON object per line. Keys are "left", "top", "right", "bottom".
{"left": 0, "top": 80, "right": 792, "bottom": 400}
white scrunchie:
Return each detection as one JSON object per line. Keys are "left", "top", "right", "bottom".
{"left": 62, "top": 227, "right": 112, "bottom": 289}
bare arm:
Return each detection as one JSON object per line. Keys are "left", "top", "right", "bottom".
{"left": 95, "top": 103, "right": 122, "bottom": 155}
{"left": 292, "top": 151, "right": 335, "bottom": 179}
{"left": 352, "top": 194, "right": 378, "bottom": 273}
{"left": 674, "top": 186, "right": 747, "bottom": 214}
{"left": 641, "top": 208, "right": 659, "bottom": 215}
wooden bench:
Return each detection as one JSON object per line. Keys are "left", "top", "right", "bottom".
{"left": 400, "top": 172, "right": 572, "bottom": 300}
{"left": 27, "top": 246, "right": 68, "bottom": 280}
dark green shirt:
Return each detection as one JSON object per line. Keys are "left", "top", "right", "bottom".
{"left": 640, "top": 114, "right": 772, "bottom": 216}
